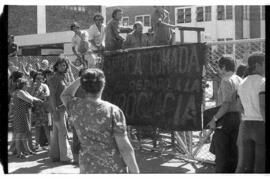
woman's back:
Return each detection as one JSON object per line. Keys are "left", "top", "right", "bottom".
{"left": 69, "top": 97, "right": 127, "bottom": 173}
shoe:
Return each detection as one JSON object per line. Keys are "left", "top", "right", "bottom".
{"left": 16, "top": 154, "right": 26, "bottom": 159}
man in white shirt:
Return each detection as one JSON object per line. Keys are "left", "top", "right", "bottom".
{"left": 236, "top": 52, "right": 265, "bottom": 173}
{"left": 88, "top": 13, "right": 105, "bottom": 51}
{"left": 71, "top": 22, "right": 91, "bottom": 67}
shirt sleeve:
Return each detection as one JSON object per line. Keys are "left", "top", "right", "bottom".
{"left": 220, "top": 79, "right": 235, "bottom": 103}
{"left": 112, "top": 107, "right": 127, "bottom": 137}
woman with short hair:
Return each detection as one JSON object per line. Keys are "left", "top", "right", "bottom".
{"left": 61, "top": 68, "right": 139, "bottom": 173}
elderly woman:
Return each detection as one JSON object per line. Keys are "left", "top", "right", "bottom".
{"left": 47, "top": 58, "right": 73, "bottom": 163}
{"left": 61, "top": 68, "right": 139, "bottom": 173}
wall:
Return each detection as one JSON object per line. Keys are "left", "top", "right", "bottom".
{"left": 8, "top": 5, "right": 37, "bottom": 35}
{"left": 174, "top": 6, "right": 236, "bottom": 43}
{"left": 46, "top": 6, "right": 100, "bottom": 33}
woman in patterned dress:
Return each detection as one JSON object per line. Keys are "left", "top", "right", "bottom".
{"left": 61, "top": 68, "right": 139, "bottom": 173}
{"left": 29, "top": 71, "right": 50, "bottom": 150}
{"left": 13, "top": 78, "right": 43, "bottom": 159}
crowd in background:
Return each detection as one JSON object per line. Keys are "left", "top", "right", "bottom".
{"left": 7, "top": 6, "right": 265, "bottom": 174}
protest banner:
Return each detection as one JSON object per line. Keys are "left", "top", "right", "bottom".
{"left": 103, "top": 43, "right": 206, "bottom": 131}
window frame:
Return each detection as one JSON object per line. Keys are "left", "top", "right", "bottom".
{"left": 217, "top": 5, "right": 234, "bottom": 20}
{"left": 122, "top": 16, "right": 130, "bottom": 26}
{"left": 135, "top": 14, "right": 151, "bottom": 27}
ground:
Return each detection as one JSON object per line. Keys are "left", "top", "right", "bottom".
{"left": 8, "top": 130, "right": 215, "bottom": 174}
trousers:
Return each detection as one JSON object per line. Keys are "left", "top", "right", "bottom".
{"left": 210, "top": 112, "right": 241, "bottom": 173}
{"left": 235, "top": 120, "right": 265, "bottom": 173}
{"left": 49, "top": 111, "right": 73, "bottom": 162}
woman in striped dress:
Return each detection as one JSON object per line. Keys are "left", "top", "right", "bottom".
{"left": 13, "top": 78, "right": 42, "bottom": 159}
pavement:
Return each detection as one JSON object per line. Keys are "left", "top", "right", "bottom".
{"left": 7, "top": 130, "right": 215, "bottom": 174}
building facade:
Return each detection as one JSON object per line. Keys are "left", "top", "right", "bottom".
{"left": 174, "top": 5, "right": 265, "bottom": 42}
{"left": 8, "top": 5, "right": 103, "bottom": 55}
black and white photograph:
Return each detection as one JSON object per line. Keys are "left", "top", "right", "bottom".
{"left": 0, "top": 0, "right": 267, "bottom": 175}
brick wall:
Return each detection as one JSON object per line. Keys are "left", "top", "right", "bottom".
{"left": 8, "top": 5, "right": 37, "bottom": 35}
{"left": 46, "top": 6, "right": 100, "bottom": 32}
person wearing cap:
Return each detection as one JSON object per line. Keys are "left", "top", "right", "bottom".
{"left": 124, "top": 21, "right": 149, "bottom": 49}
{"left": 61, "top": 68, "right": 139, "bottom": 173}
{"left": 88, "top": 13, "right": 106, "bottom": 51}
{"left": 105, "top": 8, "right": 133, "bottom": 51}
{"left": 71, "top": 22, "right": 91, "bottom": 67}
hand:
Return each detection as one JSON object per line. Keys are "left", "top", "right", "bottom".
{"left": 56, "top": 105, "right": 66, "bottom": 112}
{"left": 207, "top": 118, "right": 216, "bottom": 129}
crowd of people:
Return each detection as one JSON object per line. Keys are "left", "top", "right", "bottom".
{"left": 7, "top": 6, "right": 265, "bottom": 174}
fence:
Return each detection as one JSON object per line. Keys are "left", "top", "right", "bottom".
{"left": 8, "top": 38, "right": 265, "bottom": 164}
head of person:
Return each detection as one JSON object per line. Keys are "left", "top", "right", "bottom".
{"left": 247, "top": 52, "right": 265, "bottom": 76}
{"left": 133, "top": 21, "right": 143, "bottom": 34}
{"left": 8, "top": 35, "right": 14, "bottom": 43}
{"left": 93, "top": 13, "right": 104, "bottom": 26}
{"left": 29, "top": 70, "right": 37, "bottom": 80}
{"left": 33, "top": 71, "right": 44, "bottom": 84}
{"left": 112, "top": 8, "right": 123, "bottom": 21}
{"left": 10, "top": 71, "right": 23, "bottom": 82}
{"left": 236, "top": 63, "right": 248, "bottom": 79}
{"left": 218, "top": 56, "right": 236, "bottom": 76}
{"left": 70, "top": 22, "right": 80, "bottom": 34}
{"left": 80, "top": 68, "right": 106, "bottom": 97}
{"left": 78, "top": 67, "right": 87, "bottom": 77}
{"left": 53, "top": 57, "right": 69, "bottom": 74}
{"left": 41, "top": 59, "right": 49, "bottom": 70}
{"left": 15, "top": 78, "right": 29, "bottom": 90}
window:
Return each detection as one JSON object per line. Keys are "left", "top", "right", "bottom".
{"left": 196, "top": 6, "right": 211, "bottom": 22}
{"left": 122, "top": 17, "right": 129, "bottom": 26}
{"left": 196, "top": 7, "right": 204, "bottom": 22}
{"left": 217, "top": 5, "right": 233, "bottom": 20}
{"left": 177, "top": 9, "right": 185, "bottom": 23}
{"left": 177, "top": 7, "right": 192, "bottom": 23}
{"left": 226, "top": 6, "right": 233, "bottom": 20}
{"left": 205, "top": 6, "right": 212, "bottom": 21}
{"left": 185, "top": 8, "right": 191, "bottom": 23}
{"left": 217, "top": 6, "right": 225, "bottom": 20}
{"left": 63, "top": 6, "right": 86, "bottom": 12}
{"left": 144, "top": 16, "right": 150, "bottom": 26}
{"left": 135, "top": 15, "right": 151, "bottom": 27}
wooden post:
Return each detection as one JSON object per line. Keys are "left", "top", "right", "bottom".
{"left": 180, "top": 30, "right": 184, "bottom": 43}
